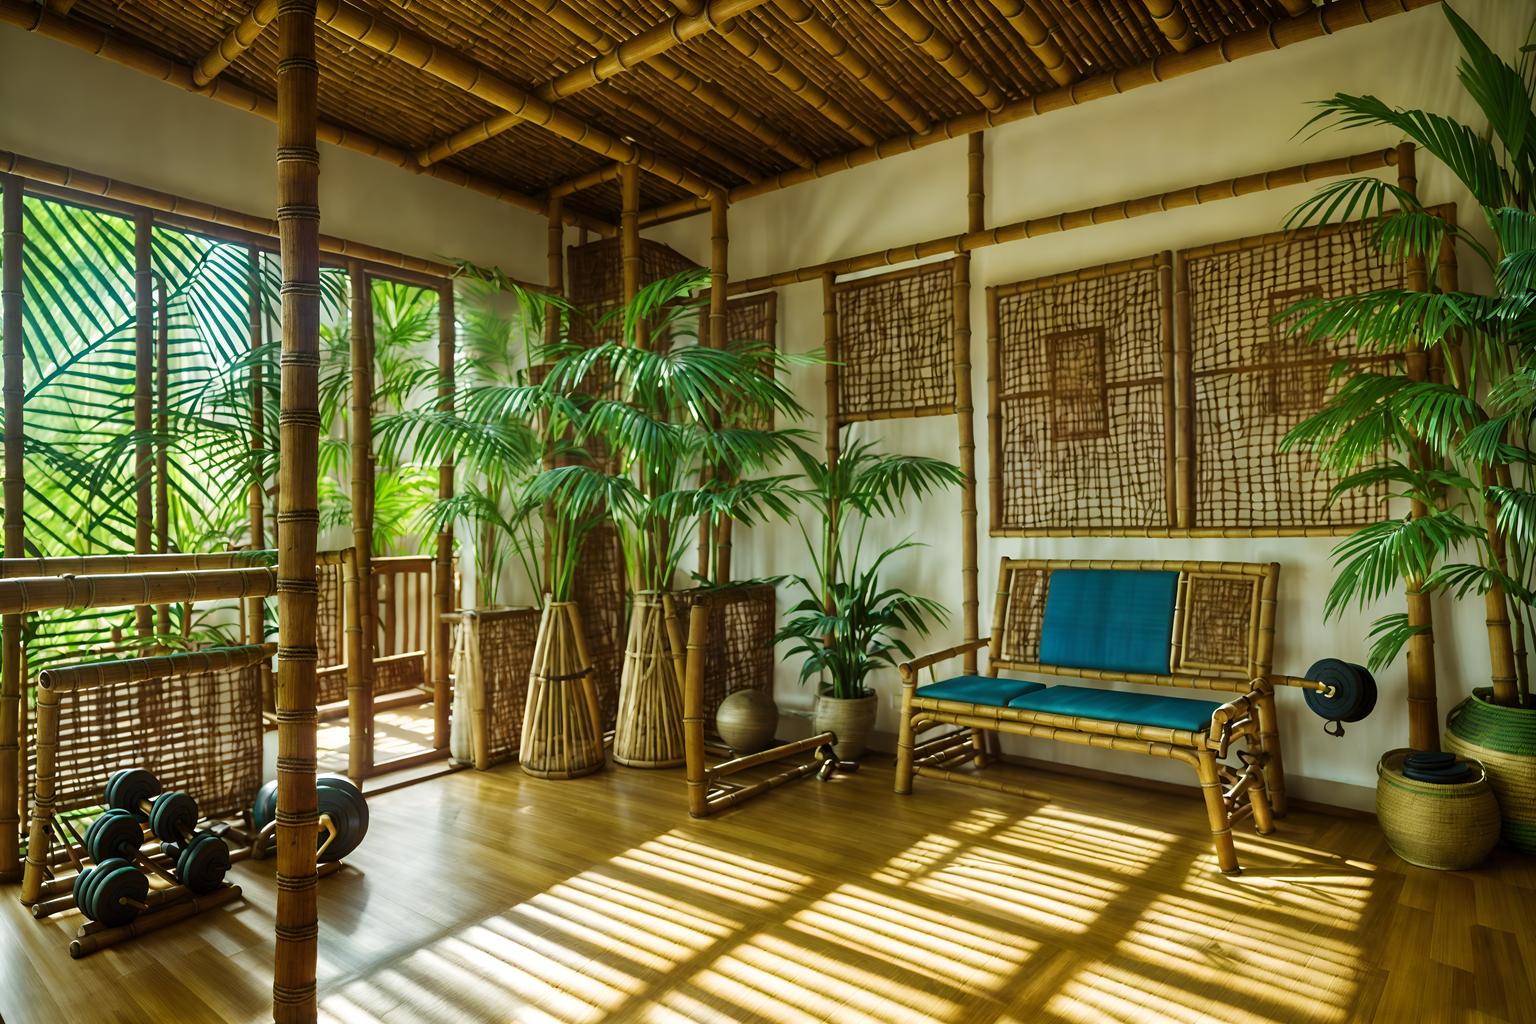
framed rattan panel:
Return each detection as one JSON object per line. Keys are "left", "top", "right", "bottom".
{"left": 670, "top": 583, "right": 777, "bottom": 733}
{"left": 726, "top": 291, "right": 779, "bottom": 430}
{"left": 990, "top": 254, "right": 1173, "bottom": 535}
{"left": 831, "top": 261, "right": 956, "bottom": 421}
{"left": 985, "top": 558, "right": 1277, "bottom": 690}
{"left": 1179, "top": 213, "right": 1438, "bottom": 532}
{"left": 25, "top": 658, "right": 263, "bottom": 821}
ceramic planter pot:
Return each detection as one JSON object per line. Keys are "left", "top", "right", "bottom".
{"left": 813, "top": 690, "right": 878, "bottom": 760}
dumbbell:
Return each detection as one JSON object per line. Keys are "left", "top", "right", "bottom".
{"left": 97, "top": 769, "right": 230, "bottom": 895}
{"left": 103, "top": 768, "right": 201, "bottom": 845}
{"left": 250, "top": 774, "right": 369, "bottom": 862}
{"left": 70, "top": 857, "right": 148, "bottom": 927}
{"left": 1300, "top": 659, "right": 1378, "bottom": 736}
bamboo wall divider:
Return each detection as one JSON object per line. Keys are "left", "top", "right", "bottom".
{"left": 433, "top": 279, "right": 455, "bottom": 751}
{"left": 637, "top": 0, "right": 1434, "bottom": 225}
{"left": 132, "top": 213, "right": 154, "bottom": 638}
{"left": 347, "top": 262, "right": 377, "bottom": 777}
{"left": 0, "top": 1, "right": 620, "bottom": 234}
{"left": 0, "top": 174, "right": 21, "bottom": 882}
{"left": 272, "top": 1, "right": 322, "bottom": 1018}
{"left": 956, "top": 132, "right": 982, "bottom": 675}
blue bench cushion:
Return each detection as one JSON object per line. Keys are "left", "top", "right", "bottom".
{"left": 916, "top": 675, "right": 1046, "bottom": 707}
{"left": 1005, "top": 684, "right": 1221, "bottom": 733}
{"left": 1039, "top": 569, "right": 1178, "bottom": 676}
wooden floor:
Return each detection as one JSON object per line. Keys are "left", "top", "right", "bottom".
{"left": 2, "top": 752, "right": 1533, "bottom": 1024}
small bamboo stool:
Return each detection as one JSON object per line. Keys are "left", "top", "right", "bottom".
{"left": 613, "top": 592, "right": 687, "bottom": 769}
{"left": 520, "top": 599, "right": 605, "bottom": 779}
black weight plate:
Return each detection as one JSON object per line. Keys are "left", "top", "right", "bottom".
{"left": 76, "top": 857, "right": 131, "bottom": 922}
{"left": 251, "top": 779, "right": 279, "bottom": 832}
{"left": 87, "top": 864, "right": 148, "bottom": 928}
{"left": 71, "top": 866, "right": 93, "bottom": 909}
{"left": 1404, "top": 751, "right": 1457, "bottom": 771}
{"left": 1303, "top": 659, "right": 1377, "bottom": 725}
{"left": 175, "top": 832, "right": 230, "bottom": 895}
{"left": 104, "top": 768, "right": 160, "bottom": 815}
{"left": 316, "top": 781, "right": 368, "bottom": 862}
{"left": 87, "top": 810, "right": 144, "bottom": 863}
{"left": 148, "top": 791, "right": 199, "bottom": 843}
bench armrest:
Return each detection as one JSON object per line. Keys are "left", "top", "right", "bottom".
{"left": 1207, "top": 691, "right": 1261, "bottom": 756}
{"left": 898, "top": 638, "right": 990, "bottom": 682}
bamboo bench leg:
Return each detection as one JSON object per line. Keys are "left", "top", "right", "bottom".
{"left": 894, "top": 700, "right": 917, "bottom": 796}
{"left": 970, "top": 729, "right": 990, "bottom": 768}
{"left": 1254, "top": 689, "right": 1288, "bottom": 818}
{"left": 1197, "top": 749, "right": 1240, "bottom": 874}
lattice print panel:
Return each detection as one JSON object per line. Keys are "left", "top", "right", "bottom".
{"left": 992, "top": 255, "right": 1172, "bottom": 534}
{"left": 1184, "top": 217, "right": 1413, "bottom": 530}
{"left": 833, "top": 262, "right": 955, "bottom": 421}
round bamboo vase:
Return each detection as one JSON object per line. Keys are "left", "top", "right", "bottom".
{"left": 813, "top": 690, "right": 878, "bottom": 760}
{"left": 1445, "top": 689, "right": 1536, "bottom": 852}
{"left": 716, "top": 689, "right": 778, "bottom": 753}
{"left": 612, "top": 592, "right": 686, "bottom": 769}
{"left": 1375, "top": 749, "right": 1500, "bottom": 870}
{"left": 520, "top": 600, "right": 605, "bottom": 780}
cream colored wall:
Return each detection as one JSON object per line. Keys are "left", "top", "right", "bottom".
{"left": 0, "top": 28, "right": 549, "bottom": 282}
{"left": 649, "top": 0, "right": 1532, "bottom": 809}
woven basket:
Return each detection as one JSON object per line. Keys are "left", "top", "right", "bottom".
{"left": 1444, "top": 689, "right": 1536, "bottom": 853}
{"left": 1376, "top": 749, "right": 1501, "bottom": 870}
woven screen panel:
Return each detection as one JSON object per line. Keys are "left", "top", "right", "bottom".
{"left": 725, "top": 292, "right": 779, "bottom": 429}
{"left": 671, "top": 583, "right": 777, "bottom": 732}
{"left": 992, "top": 255, "right": 1172, "bottom": 534}
{"left": 316, "top": 559, "right": 345, "bottom": 672}
{"left": 1184, "top": 217, "right": 1408, "bottom": 530}
{"left": 833, "top": 262, "right": 955, "bottom": 421}
{"left": 29, "top": 662, "right": 263, "bottom": 820}
{"left": 373, "top": 653, "right": 427, "bottom": 696}
{"left": 573, "top": 520, "right": 626, "bottom": 728}
{"left": 467, "top": 608, "right": 540, "bottom": 766}
{"left": 993, "top": 565, "right": 1049, "bottom": 668}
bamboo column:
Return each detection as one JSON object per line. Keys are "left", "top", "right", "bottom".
{"left": 432, "top": 280, "right": 455, "bottom": 748}
{"left": 541, "top": 198, "right": 562, "bottom": 595}
{"left": 621, "top": 163, "right": 641, "bottom": 311}
{"left": 272, "top": 1, "right": 322, "bottom": 1019}
{"left": 956, "top": 133, "right": 982, "bottom": 676}
{"left": 823, "top": 271, "right": 840, "bottom": 471}
{"left": 707, "top": 191, "right": 733, "bottom": 582}
{"left": 347, "top": 261, "right": 376, "bottom": 777}
{"left": 247, "top": 250, "right": 267, "bottom": 658}
{"left": 0, "top": 174, "right": 23, "bottom": 882}
{"left": 1396, "top": 142, "right": 1441, "bottom": 748}
{"left": 133, "top": 212, "right": 154, "bottom": 638}
{"left": 154, "top": 273, "right": 170, "bottom": 636}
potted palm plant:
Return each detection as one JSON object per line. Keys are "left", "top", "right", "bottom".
{"left": 1281, "top": 2, "right": 1536, "bottom": 852}
{"left": 525, "top": 270, "right": 808, "bottom": 768}
{"left": 776, "top": 433, "right": 962, "bottom": 759}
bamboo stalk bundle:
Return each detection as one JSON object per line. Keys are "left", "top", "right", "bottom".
{"left": 0, "top": 174, "right": 21, "bottom": 882}
{"left": 520, "top": 600, "right": 605, "bottom": 779}
{"left": 981, "top": 0, "right": 1075, "bottom": 84}
{"left": 133, "top": 213, "right": 154, "bottom": 638}
{"left": 434, "top": 280, "right": 455, "bottom": 751}
{"left": 1141, "top": 0, "right": 1198, "bottom": 52}
{"left": 640, "top": 0, "right": 1432, "bottom": 225}
{"left": 871, "top": 0, "right": 1005, "bottom": 111}
{"left": 272, "top": 2, "right": 322, "bottom": 1018}
{"left": 612, "top": 594, "right": 686, "bottom": 768}
{"left": 774, "top": 0, "right": 930, "bottom": 134}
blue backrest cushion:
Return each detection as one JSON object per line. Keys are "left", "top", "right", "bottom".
{"left": 1038, "top": 569, "right": 1178, "bottom": 676}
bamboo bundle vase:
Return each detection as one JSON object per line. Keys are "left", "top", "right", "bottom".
{"left": 520, "top": 599, "right": 605, "bottom": 780}
{"left": 1444, "top": 690, "right": 1536, "bottom": 852}
{"left": 612, "top": 592, "right": 687, "bottom": 769}
{"left": 1375, "top": 749, "right": 1501, "bottom": 871}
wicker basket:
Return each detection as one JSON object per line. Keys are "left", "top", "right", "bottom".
{"left": 1444, "top": 689, "right": 1536, "bottom": 853}
{"left": 1376, "top": 749, "right": 1501, "bottom": 870}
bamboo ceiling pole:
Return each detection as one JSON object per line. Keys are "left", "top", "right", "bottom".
{"left": 549, "top": 163, "right": 623, "bottom": 201}
{"left": 774, "top": 0, "right": 929, "bottom": 134}
{"left": 1276, "top": 0, "right": 1314, "bottom": 14}
{"left": 193, "top": 0, "right": 277, "bottom": 86}
{"left": 1141, "top": 0, "right": 1198, "bottom": 53}
{"left": 0, "top": 1, "right": 613, "bottom": 228}
{"left": 133, "top": 213, "right": 155, "bottom": 638}
{"left": 433, "top": 279, "right": 454, "bottom": 750}
{"left": 247, "top": 250, "right": 267, "bottom": 652}
{"left": 726, "top": 148, "right": 1400, "bottom": 293}
{"left": 869, "top": 0, "right": 1005, "bottom": 111}
{"left": 957, "top": 133, "right": 982, "bottom": 676}
{"left": 272, "top": 0, "right": 322, "bottom": 1018}
{"left": 347, "top": 261, "right": 377, "bottom": 778}
{"left": 1394, "top": 142, "right": 1441, "bottom": 746}
{"left": 0, "top": 175, "right": 23, "bottom": 883}
{"left": 154, "top": 272, "right": 171, "bottom": 636}
{"left": 982, "top": 0, "right": 1076, "bottom": 84}
{"left": 713, "top": 22, "right": 877, "bottom": 146}
{"left": 639, "top": 0, "right": 1435, "bottom": 225}
{"left": 307, "top": 0, "right": 717, "bottom": 199}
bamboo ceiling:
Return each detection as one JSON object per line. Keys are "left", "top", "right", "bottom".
{"left": 14, "top": 0, "right": 1421, "bottom": 222}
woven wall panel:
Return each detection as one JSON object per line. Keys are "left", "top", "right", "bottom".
{"left": 833, "top": 262, "right": 955, "bottom": 421}
{"left": 671, "top": 583, "right": 777, "bottom": 732}
{"left": 28, "top": 662, "right": 263, "bottom": 821}
{"left": 726, "top": 291, "right": 779, "bottom": 429}
{"left": 992, "top": 255, "right": 1172, "bottom": 534}
{"left": 573, "top": 521, "right": 626, "bottom": 728}
{"left": 1183, "top": 217, "right": 1408, "bottom": 531}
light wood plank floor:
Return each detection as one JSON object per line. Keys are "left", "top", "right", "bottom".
{"left": 1, "top": 753, "right": 1532, "bottom": 1024}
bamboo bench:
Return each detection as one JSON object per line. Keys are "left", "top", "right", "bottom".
{"left": 896, "top": 558, "right": 1286, "bottom": 874}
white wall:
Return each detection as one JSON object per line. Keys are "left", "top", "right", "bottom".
{"left": 650, "top": 0, "right": 1530, "bottom": 809}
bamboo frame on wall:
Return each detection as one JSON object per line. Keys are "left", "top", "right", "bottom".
{"left": 0, "top": 174, "right": 22, "bottom": 882}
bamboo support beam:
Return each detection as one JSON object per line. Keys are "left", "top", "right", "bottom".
{"left": 296, "top": 0, "right": 717, "bottom": 197}
{"left": 622, "top": 164, "right": 641, "bottom": 309}
{"left": 957, "top": 132, "right": 982, "bottom": 676}
{"left": 549, "top": 163, "right": 623, "bottom": 201}
{"left": 0, "top": 552, "right": 274, "bottom": 576}
{"left": 774, "top": 0, "right": 929, "bottom": 134}
{"left": 983, "top": 0, "right": 1076, "bottom": 83}
{"left": 0, "top": 1, "right": 623, "bottom": 231}
{"left": 247, "top": 250, "right": 267, "bottom": 656}
{"left": 348, "top": 262, "right": 377, "bottom": 777}
{"left": 273, "top": 0, "right": 322, "bottom": 1018}
{"left": 192, "top": 0, "right": 277, "bottom": 86}
{"left": 0, "top": 174, "right": 22, "bottom": 883}
{"left": 434, "top": 280, "right": 455, "bottom": 750}
{"left": 726, "top": 148, "right": 1400, "bottom": 293}
{"left": 871, "top": 0, "right": 1006, "bottom": 111}
{"left": 133, "top": 213, "right": 154, "bottom": 638}
{"left": 1142, "top": 0, "right": 1198, "bottom": 53}
{"left": 639, "top": 0, "right": 1435, "bottom": 225}
{"left": 0, "top": 567, "right": 276, "bottom": 615}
